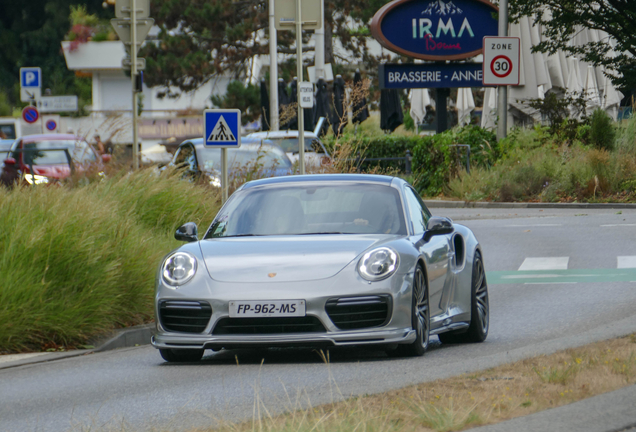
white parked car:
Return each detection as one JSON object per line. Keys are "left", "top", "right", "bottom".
{"left": 245, "top": 119, "right": 331, "bottom": 169}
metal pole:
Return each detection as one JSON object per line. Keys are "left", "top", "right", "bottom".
{"left": 221, "top": 148, "right": 228, "bottom": 203}
{"left": 497, "top": 0, "right": 509, "bottom": 140}
{"left": 314, "top": 0, "right": 325, "bottom": 81}
{"left": 269, "top": 0, "right": 279, "bottom": 131}
{"left": 296, "top": 0, "right": 305, "bottom": 175}
{"left": 131, "top": 0, "right": 139, "bottom": 169}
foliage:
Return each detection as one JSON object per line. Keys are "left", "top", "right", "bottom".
{"left": 210, "top": 81, "right": 260, "bottom": 125}
{"left": 140, "top": 0, "right": 389, "bottom": 97}
{"left": 588, "top": 108, "right": 617, "bottom": 151}
{"left": 0, "top": 91, "right": 13, "bottom": 117}
{"left": 0, "top": 0, "right": 110, "bottom": 107}
{"left": 0, "top": 169, "right": 220, "bottom": 352}
{"left": 510, "top": 0, "right": 636, "bottom": 89}
{"left": 520, "top": 92, "right": 587, "bottom": 132}
{"left": 447, "top": 115, "right": 636, "bottom": 203}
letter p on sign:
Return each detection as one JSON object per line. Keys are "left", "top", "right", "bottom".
{"left": 20, "top": 67, "right": 41, "bottom": 88}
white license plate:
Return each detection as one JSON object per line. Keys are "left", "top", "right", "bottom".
{"left": 229, "top": 300, "right": 305, "bottom": 318}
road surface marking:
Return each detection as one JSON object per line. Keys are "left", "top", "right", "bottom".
{"left": 506, "top": 224, "right": 562, "bottom": 227}
{"left": 518, "top": 257, "right": 569, "bottom": 271}
{"left": 525, "top": 282, "right": 577, "bottom": 285}
{"left": 601, "top": 224, "right": 636, "bottom": 227}
{"left": 617, "top": 256, "right": 636, "bottom": 268}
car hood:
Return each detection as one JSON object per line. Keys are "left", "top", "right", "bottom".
{"left": 199, "top": 234, "right": 396, "bottom": 283}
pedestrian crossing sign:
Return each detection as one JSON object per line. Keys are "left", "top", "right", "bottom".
{"left": 204, "top": 109, "right": 241, "bottom": 147}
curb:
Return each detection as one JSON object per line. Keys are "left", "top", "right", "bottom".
{"left": 423, "top": 200, "right": 636, "bottom": 209}
{"left": 0, "top": 323, "right": 155, "bottom": 370}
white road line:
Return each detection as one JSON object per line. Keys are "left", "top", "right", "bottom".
{"left": 525, "top": 282, "right": 577, "bottom": 285}
{"left": 601, "top": 224, "right": 636, "bottom": 227}
{"left": 617, "top": 256, "right": 636, "bottom": 269}
{"left": 506, "top": 224, "right": 563, "bottom": 227}
{"left": 518, "top": 257, "right": 569, "bottom": 271}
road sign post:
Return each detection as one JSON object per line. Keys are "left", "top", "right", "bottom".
{"left": 20, "top": 67, "right": 42, "bottom": 103}
{"left": 275, "top": 0, "right": 322, "bottom": 175}
{"left": 111, "top": 0, "right": 153, "bottom": 170}
{"left": 204, "top": 109, "right": 242, "bottom": 203}
{"left": 37, "top": 96, "right": 79, "bottom": 113}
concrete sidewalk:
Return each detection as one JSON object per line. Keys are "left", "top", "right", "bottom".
{"left": 0, "top": 323, "right": 154, "bottom": 370}
{"left": 466, "top": 384, "right": 636, "bottom": 432}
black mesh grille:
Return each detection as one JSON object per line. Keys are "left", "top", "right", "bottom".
{"left": 213, "top": 317, "right": 326, "bottom": 335}
{"left": 325, "top": 296, "right": 391, "bottom": 330}
{"left": 159, "top": 300, "right": 212, "bottom": 333}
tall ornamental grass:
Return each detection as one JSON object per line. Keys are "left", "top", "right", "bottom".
{"left": 0, "top": 169, "right": 220, "bottom": 352}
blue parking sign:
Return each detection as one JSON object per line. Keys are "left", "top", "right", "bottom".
{"left": 20, "top": 67, "right": 41, "bottom": 88}
{"left": 204, "top": 109, "right": 241, "bottom": 148}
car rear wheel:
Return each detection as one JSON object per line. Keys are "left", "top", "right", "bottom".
{"left": 439, "top": 251, "right": 489, "bottom": 344}
{"left": 390, "top": 265, "right": 429, "bottom": 357}
{"left": 159, "top": 348, "right": 204, "bottom": 363}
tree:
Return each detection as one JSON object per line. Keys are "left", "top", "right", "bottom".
{"left": 510, "top": 0, "right": 636, "bottom": 90}
{"left": 141, "top": 0, "right": 387, "bottom": 97}
{"left": 0, "top": 0, "right": 110, "bottom": 107}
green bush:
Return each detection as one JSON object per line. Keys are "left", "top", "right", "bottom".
{"left": 588, "top": 108, "right": 617, "bottom": 151}
{"left": 0, "top": 170, "right": 220, "bottom": 352}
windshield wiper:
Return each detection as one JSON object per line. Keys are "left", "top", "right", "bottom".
{"left": 221, "top": 234, "right": 266, "bottom": 238}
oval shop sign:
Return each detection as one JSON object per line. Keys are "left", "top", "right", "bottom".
{"left": 370, "top": 0, "right": 498, "bottom": 61}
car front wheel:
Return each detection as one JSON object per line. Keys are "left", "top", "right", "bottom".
{"left": 390, "top": 265, "right": 429, "bottom": 357}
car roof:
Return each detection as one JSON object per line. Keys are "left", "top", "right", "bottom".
{"left": 21, "top": 134, "right": 86, "bottom": 143}
{"left": 246, "top": 131, "right": 319, "bottom": 139}
{"left": 241, "top": 174, "right": 398, "bottom": 189}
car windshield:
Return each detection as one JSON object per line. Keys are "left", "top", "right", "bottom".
{"left": 205, "top": 183, "right": 407, "bottom": 237}
{"left": 198, "top": 145, "right": 292, "bottom": 172}
{"left": 268, "top": 137, "right": 320, "bottom": 153}
{"left": 21, "top": 140, "right": 96, "bottom": 165}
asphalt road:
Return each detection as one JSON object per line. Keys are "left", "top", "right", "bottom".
{"left": 3, "top": 207, "right": 636, "bottom": 432}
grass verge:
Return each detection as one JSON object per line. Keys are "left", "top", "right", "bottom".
{"left": 204, "top": 334, "right": 636, "bottom": 432}
{"left": 0, "top": 169, "right": 220, "bottom": 352}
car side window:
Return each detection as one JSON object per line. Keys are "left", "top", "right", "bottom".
{"left": 404, "top": 187, "right": 427, "bottom": 235}
{"left": 174, "top": 144, "right": 197, "bottom": 171}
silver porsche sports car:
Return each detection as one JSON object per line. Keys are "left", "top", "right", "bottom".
{"left": 152, "top": 174, "right": 489, "bottom": 362}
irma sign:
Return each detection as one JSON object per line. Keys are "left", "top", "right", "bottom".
{"left": 370, "top": 0, "right": 498, "bottom": 61}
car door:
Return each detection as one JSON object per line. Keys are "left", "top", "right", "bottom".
{"left": 404, "top": 186, "right": 450, "bottom": 317}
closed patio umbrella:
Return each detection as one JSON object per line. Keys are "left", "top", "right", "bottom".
{"left": 457, "top": 88, "right": 475, "bottom": 126}
{"left": 352, "top": 70, "right": 369, "bottom": 125}
{"left": 380, "top": 89, "right": 403, "bottom": 133}
{"left": 331, "top": 74, "right": 347, "bottom": 136}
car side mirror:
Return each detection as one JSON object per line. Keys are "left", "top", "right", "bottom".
{"left": 3, "top": 157, "right": 16, "bottom": 165}
{"left": 423, "top": 217, "right": 454, "bottom": 242}
{"left": 175, "top": 222, "right": 199, "bottom": 242}
{"left": 101, "top": 154, "right": 112, "bottom": 163}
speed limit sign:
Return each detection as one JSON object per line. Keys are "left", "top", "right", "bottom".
{"left": 483, "top": 37, "right": 520, "bottom": 86}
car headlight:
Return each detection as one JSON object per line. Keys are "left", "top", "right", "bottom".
{"left": 357, "top": 247, "right": 399, "bottom": 281}
{"left": 162, "top": 252, "right": 197, "bottom": 286}
{"left": 24, "top": 174, "right": 50, "bottom": 185}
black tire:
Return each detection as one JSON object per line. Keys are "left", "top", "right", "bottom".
{"left": 159, "top": 348, "right": 204, "bottom": 363}
{"left": 439, "top": 251, "right": 489, "bottom": 344}
{"left": 390, "top": 265, "right": 430, "bottom": 357}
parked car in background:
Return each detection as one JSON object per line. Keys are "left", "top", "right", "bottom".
{"left": 245, "top": 120, "right": 331, "bottom": 169}
{"left": 167, "top": 137, "right": 293, "bottom": 187}
{"left": 1, "top": 134, "right": 109, "bottom": 186}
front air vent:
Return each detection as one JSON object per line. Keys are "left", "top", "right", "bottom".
{"left": 159, "top": 300, "right": 212, "bottom": 333}
{"left": 325, "top": 295, "right": 391, "bottom": 330}
{"left": 213, "top": 317, "right": 326, "bottom": 335}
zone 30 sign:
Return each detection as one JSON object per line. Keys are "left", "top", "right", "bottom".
{"left": 370, "top": 0, "right": 498, "bottom": 61}
{"left": 482, "top": 36, "right": 520, "bottom": 85}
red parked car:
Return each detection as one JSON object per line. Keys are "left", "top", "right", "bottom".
{"left": 0, "top": 134, "right": 110, "bottom": 186}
